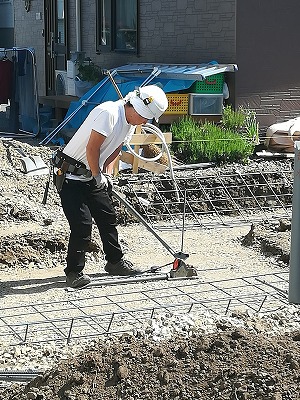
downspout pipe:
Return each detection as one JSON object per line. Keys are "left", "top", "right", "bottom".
{"left": 75, "top": 0, "right": 82, "bottom": 52}
{"left": 289, "top": 141, "right": 300, "bottom": 303}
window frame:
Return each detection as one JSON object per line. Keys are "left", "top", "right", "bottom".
{"left": 96, "top": 0, "right": 139, "bottom": 54}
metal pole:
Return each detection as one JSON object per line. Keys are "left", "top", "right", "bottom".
{"left": 289, "top": 141, "right": 300, "bottom": 303}
{"left": 39, "top": 72, "right": 116, "bottom": 145}
{"left": 112, "top": 189, "right": 188, "bottom": 260}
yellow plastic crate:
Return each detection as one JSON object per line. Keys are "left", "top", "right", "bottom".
{"left": 165, "top": 94, "right": 189, "bottom": 115}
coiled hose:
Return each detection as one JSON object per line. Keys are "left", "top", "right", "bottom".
{"left": 124, "top": 123, "right": 180, "bottom": 201}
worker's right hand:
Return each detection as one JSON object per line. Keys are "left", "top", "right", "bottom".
{"left": 93, "top": 173, "right": 108, "bottom": 190}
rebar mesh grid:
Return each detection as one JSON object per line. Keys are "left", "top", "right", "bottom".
{"left": 121, "top": 167, "right": 293, "bottom": 229}
{"left": 0, "top": 271, "right": 290, "bottom": 346}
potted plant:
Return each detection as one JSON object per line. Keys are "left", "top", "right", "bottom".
{"left": 75, "top": 59, "right": 103, "bottom": 97}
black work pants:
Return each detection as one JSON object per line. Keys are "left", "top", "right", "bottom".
{"left": 59, "top": 178, "right": 123, "bottom": 275}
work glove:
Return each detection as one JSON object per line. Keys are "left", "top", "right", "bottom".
{"left": 93, "top": 172, "right": 108, "bottom": 190}
{"left": 104, "top": 173, "right": 113, "bottom": 195}
{"left": 93, "top": 173, "right": 113, "bottom": 194}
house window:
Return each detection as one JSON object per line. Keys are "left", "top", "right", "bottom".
{"left": 97, "top": 0, "right": 138, "bottom": 53}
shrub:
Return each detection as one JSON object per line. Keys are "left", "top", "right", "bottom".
{"left": 170, "top": 106, "right": 258, "bottom": 164}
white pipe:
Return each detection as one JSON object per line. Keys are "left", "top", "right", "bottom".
{"left": 75, "top": 0, "right": 81, "bottom": 52}
{"left": 124, "top": 123, "right": 180, "bottom": 202}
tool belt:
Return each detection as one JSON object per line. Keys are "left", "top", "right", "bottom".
{"left": 52, "top": 149, "right": 92, "bottom": 192}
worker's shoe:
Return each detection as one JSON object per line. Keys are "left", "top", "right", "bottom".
{"left": 66, "top": 271, "right": 91, "bottom": 288}
{"left": 105, "top": 259, "right": 141, "bottom": 276}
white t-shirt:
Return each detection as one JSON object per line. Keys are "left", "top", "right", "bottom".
{"left": 63, "top": 99, "right": 136, "bottom": 180}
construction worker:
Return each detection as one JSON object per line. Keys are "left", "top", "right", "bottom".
{"left": 52, "top": 85, "right": 168, "bottom": 288}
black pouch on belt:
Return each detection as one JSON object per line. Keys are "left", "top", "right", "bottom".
{"left": 53, "top": 160, "right": 69, "bottom": 193}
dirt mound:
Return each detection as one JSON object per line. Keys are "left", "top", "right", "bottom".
{"left": 3, "top": 329, "right": 300, "bottom": 400}
{"left": 241, "top": 219, "right": 291, "bottom": 266}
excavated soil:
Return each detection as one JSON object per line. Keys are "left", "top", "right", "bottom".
{"left": 0, "top": 139, "right": 298, "bottom": 399}
{"left": 4, "top": 329, "right": 300, "bottom": 400}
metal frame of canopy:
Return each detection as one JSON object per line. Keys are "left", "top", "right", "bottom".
{"left": 112, "top": 62, "right": 237, "bottom": 81}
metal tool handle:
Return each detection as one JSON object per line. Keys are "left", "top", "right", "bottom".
{"left": 10, "top": 145, "right": 27, "bottom": 158}
{"left": 112, "top": 189, "right": 188, "bottom": 260}
{"left": 1, "top": 139, "right": 27, "bottom": 157}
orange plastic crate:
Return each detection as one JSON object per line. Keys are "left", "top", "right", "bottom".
{"left": 165, "top": 94, "right": 189, "bottom": 115}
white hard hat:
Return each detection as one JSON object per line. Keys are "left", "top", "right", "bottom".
{"left": 127, "top": 85, "right": 168, "bottom": 122}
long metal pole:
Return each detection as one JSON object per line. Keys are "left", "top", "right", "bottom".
{"left": 39, "top": 72, "right": 116, "bottom": 145}
{"left": 112, "top": 189, "right": 188, "bottom": 260}
{"left": 289, "top": 141, "right": 300, "bottom": 303}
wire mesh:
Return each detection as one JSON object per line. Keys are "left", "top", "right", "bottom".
{"left": 0, "top": 271, "right": 290, "bottom": 346}
{"left": 119, "top": 166, "right": 293, "bottom": 230}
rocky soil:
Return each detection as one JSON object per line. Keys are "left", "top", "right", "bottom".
{"left": 0, "top": 139, "right": 299, "bottom": 399}
{"left": 4, "top": 326, "right": 300, "bottom": 400}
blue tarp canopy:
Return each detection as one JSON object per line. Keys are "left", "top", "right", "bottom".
{"left": 40, "top": 62, "right": 237, "bottom": 145}
{"left": 64, "top": 77, "right": 195, "bottom": 130}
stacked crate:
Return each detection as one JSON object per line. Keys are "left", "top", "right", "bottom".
{"left": 164, "top": 73, "right": 224, "bottom": 116}
{"left": 188, "top": 73, "right": 224, "bottom": 115}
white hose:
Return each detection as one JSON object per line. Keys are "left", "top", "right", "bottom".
{"left": 125, "top": 124, "right": 164, "bottom": 162}
{"left": 124, "top": 123, "right": 180, "bottom": 201}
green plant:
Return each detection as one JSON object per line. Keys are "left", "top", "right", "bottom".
{"left": 170, "top": 116, "right": 201, "bottom": 162}
{"left": 221, "top": 105, "right": 246, "bottom": 131}
{"left": 171, "top": 108, "right": 258, "bottom": 164}
{"left": 76, "top": 61, "right": 102, "bottom": 84}
{"left": 242, "top": 107, "right": 260, "bottom": 144}
{"left": 221, "top": 105, "right": 259, "bottom": 143}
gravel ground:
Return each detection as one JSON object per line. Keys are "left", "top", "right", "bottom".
{"left": 0, "top": 139, "right": 299, "bottom": 399}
